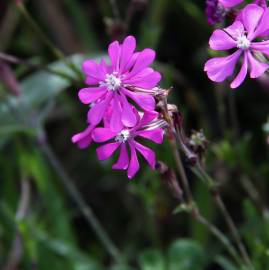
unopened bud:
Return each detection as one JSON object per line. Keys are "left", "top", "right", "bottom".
{"left": 156, "top": 161, "right": 183, "bottom": 201}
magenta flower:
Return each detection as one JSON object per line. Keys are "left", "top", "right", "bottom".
{"left": 219, "top": 0, "right": 266, "bottom": 8}
{"left": 78, "top": 36, "right": 161, "bottom": 132}
{"left": 205, "top": 0, "right": 227, "bottom": 25}
{"left": 72, "top": 124, "right": 95, "bottom": 149}
{"left": 92, "top": 110, "right": 165, "bottom": 179}
{"left": 219, "top": 0, "right": 243, "bottom": 8}
{"left": 204, "top": 4, "right": 269, "bottom": 88}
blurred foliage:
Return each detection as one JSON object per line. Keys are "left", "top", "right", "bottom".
{"left": 0, "top": 0, "right": 269, "bottom": 270}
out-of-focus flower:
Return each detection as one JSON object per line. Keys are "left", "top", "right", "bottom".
{"left": 206, "top": 0, "right": 227, "bottom": 25}
{"left": 79, "top": 35, "right": 161, "bottom": 132}
{"left": 206, "top": 0, "right": 268, "bottom": 25}
{"left": 92, "top": 110, "right": 165, "bottom": 179}
{"left": 219, "top": 0, "right": 244, "bottom": 8}
{"left": 205, "top": 4, "right": 269, "bottom": 88}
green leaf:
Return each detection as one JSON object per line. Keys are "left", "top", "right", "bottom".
{"left": 215, "top": 256, "right": 238, "bottom": 270}
{"left": 139, "top": 249, "right": 165, "bottom": 270}
{"left": 0, "top": 54, "right": 104, "bottom": 136}
{"left": 168, "top": 239, "right": 206, "bottom": 270}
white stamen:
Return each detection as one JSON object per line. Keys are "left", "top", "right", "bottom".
{"left": 115, "top": 130, "right": 130, "bottom": 143}
{"left": 236, "top": 35, "right": 250, "bottom": 49}
{"left": 100, "top": 73, "right": 121, "bottom": 91}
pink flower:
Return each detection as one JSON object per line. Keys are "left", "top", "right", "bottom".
{"left": 219, "top": 0, "right": 266, "bottom": 8}
{"left": 92, "top": 110, "right": 165, "bottom": 179}
{"left": 79, "top": 36, "right": 161, "bottom": 132}
{"left": 72, "top": 124, "right": 95, "bottom": 149}
{"left": 219, "top": 0, "right": 243, "bottom": 8}
{"left": 204, "top": 4, "right": 269, "bottom": 88}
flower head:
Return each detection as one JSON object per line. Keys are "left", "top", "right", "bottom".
{"left": 205, "top": 0, "right": 227, "bottom": 25}
{"left": 92, "top": 110, "right": 165, "bottom": 179}
{"left": 204, "top": 4, "right": 269, "bottom": 88}
{"left": 79, "top": 36, "right": 161, "bottom": 132}
{"left": 72, "top": 36, "right": 165, "bottom": 179}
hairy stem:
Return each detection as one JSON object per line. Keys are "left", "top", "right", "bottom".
{"left": 192, "top": 208, "right": 242, "bottom": 266}
{"left": 0, "top": 52, "right": 75, "bottom": 81}
{"left": 195, "top": 163, "right": 254, "bottom": 270}
{"left": 162, "top": 97, "right": 193, "bottom": 204}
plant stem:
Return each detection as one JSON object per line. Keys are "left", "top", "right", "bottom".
{"left": 37, "top": 131, "right": 122, "bottom": 263}
{"left": 192, "top": 208, "right": 242, "bottom": 266}
{"left": 16, "top": 2, "right": 83, "bottom": 80}
{"left": 195, "top": 163, "right": 254, "bottom": 270}
{"left": 162, "top": 97, "right": 193, "bottom": 204}
{"left": 0, "top": 52, "right": 75, "bottom": 81}
{"left": 161, "top": 96, "right": 253, "bottom": 269}
{"left": 109, "top": 0, "right": 121, "bottom": 21}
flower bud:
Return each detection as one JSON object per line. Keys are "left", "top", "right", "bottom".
{"left": 188, "top": 130, "right": 209, "bottom": 157}
{"left": 156, "top": 161, "right": 183, "bottom": 201}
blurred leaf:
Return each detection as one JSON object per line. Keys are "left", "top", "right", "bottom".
{"left": 140, "top": 0, "right": 169, "bottom": 49}
{"left": 0, "top": 54, "right": 105, "bottom": 136}
{"left": 34, "top": 228, "right": 102, "bottom": 270}
{"left": 212, "top": 134, "right": 252, "bottom": 171}
{"left": 215, "top": 256, "right": 238, "bottom": 270}
{"left": 110, "top": 265, "right": 135, "bottom": 270}
{"left": 168, "top": 239, "right": 206, "bottom": 270}
{"left": 139, "top": 249, "right": 165, "bottom": 270}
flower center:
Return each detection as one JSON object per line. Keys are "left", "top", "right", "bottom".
{"left": 236, "top": 35, "right": 250, "bottom": 50}
{"left": 101, "top": 73, "right": 121, "bottom": 91}
{"left": 115, "top": 130, "right": 130, "bottom": 143}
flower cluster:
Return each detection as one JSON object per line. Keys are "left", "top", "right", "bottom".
{"left": 72, "top": 36, "right": 166, "bottom": 179}
{"left": 205, "top": 2, "right": 269, "bottom": 88}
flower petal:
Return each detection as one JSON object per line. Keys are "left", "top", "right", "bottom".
{"left": 242, "top": 4, "right": 264, "bottom": 40}
{"left": 72, "top": 125, "right": 94, "bottom": 149}
{"left": 136, "top": 129, "right": 164, "bottom": 144}
{"left": 120, "top": 36, "right": 136, "bottom": 73}
{"left": 252, "top": 8, "right": 269, "bottom": 38}
{"left": 209, "top": 29, "right": 237, "bottom": 50}
{"left": 96, "top": 142, "right": 120, "bottom": 160}
{"left": 230, "top": 52, "right": 248, "bottom": 89}
{"left": 123, "top": 89, "right": 155, "bottom": 111}
{"left": 134, "top": 141, "right": 156, "bottom": 169}
{"left": 251, "top": 40, "right": 269, "bottom": 56}
{"left": 127, "top": 142, "right": 140, "bottom": 179}
{"left": 120, "top": 93, "right": 137, "bottom": 127}
{"left": 82, "top": 60, "right": 105, "bottom": 81}
{"left": 124, "top": 68, "right": 161, "bottom": 88}
{"left": 126, "top": 49, "right": 156, "bottom": 78}
{"left": 112, "top": 143, "right": 129, "bottom": 170}
{"left": 108, "top": 40, "right": 121, "bottom": 71}
{"left": 92, "top": 128, "right": 117, "bottom": 142}
{"left": 247, "top": 50, "right": 269, "bottom": 78}
{"left": 78, "top": 86, "right": 107, "bottom": 104}
{"left": 88, "top": 92, "right": 113, "bottom": 125}
{"left": 224, "top": 21, "right": 245, "bottom": 40}
{"left": 138, "top": 111, "right": 159, "bottom": 127}
{"left": 110, "top": 93, "right": 124, "bottom": 132}
{"left": 124, "top": 52, "right": 139, "bottom": 72}
{"left": 204, "top": 50, "right": 242, "bottom": 82}
{"left": 219, "top": 0, "right": 243, "bottom": 8}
